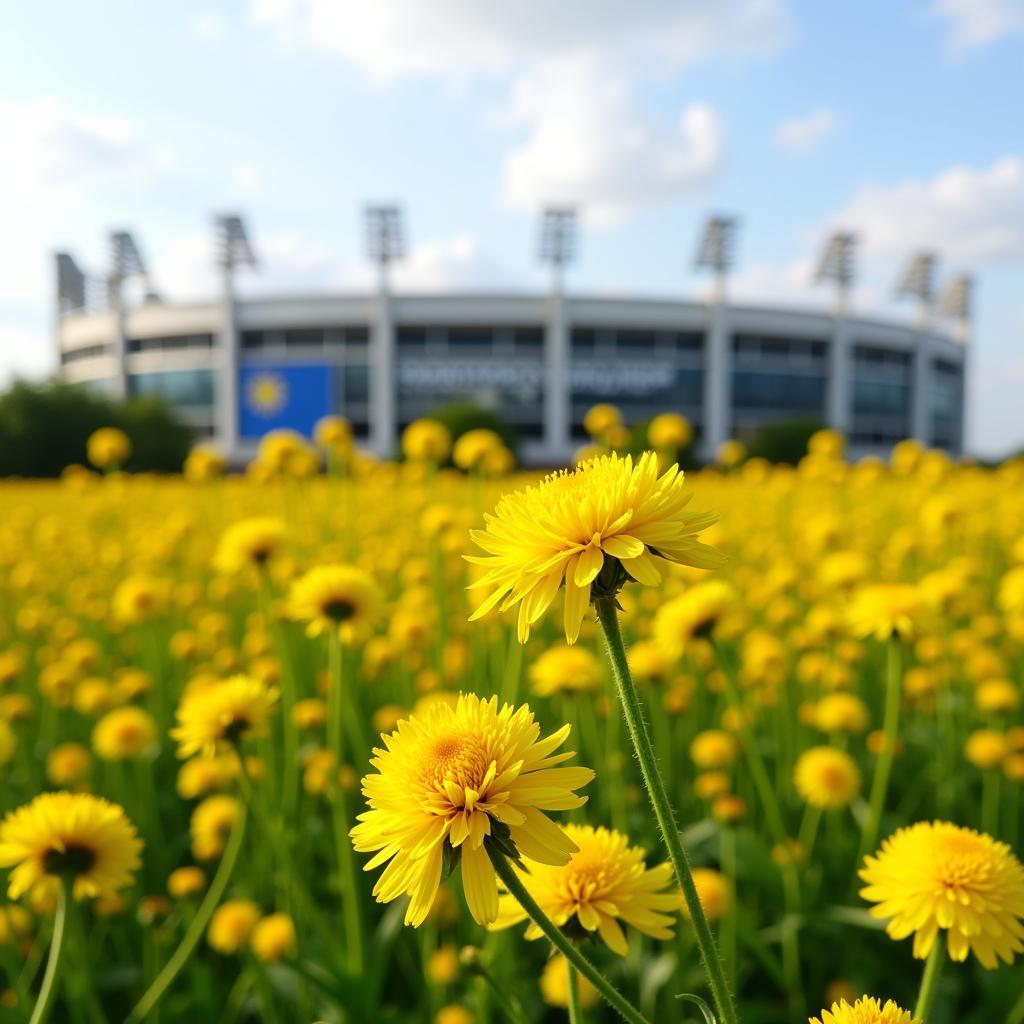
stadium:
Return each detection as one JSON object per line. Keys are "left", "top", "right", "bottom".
{"left": 54, "top": 211, "right": 969, "bottom": 465}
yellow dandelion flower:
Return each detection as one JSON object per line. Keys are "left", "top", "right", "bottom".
{"left": 810, "top": 997, "right": 919, "bottom": 1024}
{"left": 491, "top": 824, "right": 676, "bottom": 955}
{"left": 207, "top": 899, "right": 261, "bottom": 954}
{"left": 647, "top": 412, "right": 693, "bottom": 451}
{"left": 402, "top": 419, "right": 452, "bottom": 463}
{"left": 190, "top": 795, "right": 242, "bottom": 861}
{"left": 250, "top": 911, "right": 296, "bottom": 962}
{"left": 0, "top": 792, "right": 142, "bottom": 900}
{"left": 287, "top": 564, "right": 381, "bottom": 642}
{"left": 86, "top": 427, "right": 131, "bottom": 470}
{"left": 860, "top": 821, "right": 1024, "bottom": 968}
{"left": 167, "top": 866, "right": 206, "bottom": 899}
{"left": 795, "top": 747, "right": 861, "bottom": 810}
{"left": 683, "top": 867, "right": 732, "bottom": 923}
{"left": 92, "top": 706, "right": 157, "bottom": 762}
{"left": 467, "top": 452, "right": 724, "bottom": 644}
{"left": 847, "top": 585, "right": 922, "bottom": 642}
{"left": 652, "top": 580, "right": 736, "bottom": 659}
{"left": 351, "top": 693, "right": 594, "bottom": 927}
{"left": 171, "top": 675, "right": 279, "bottom": 759}
{"left": 214, "top": 518, "right": 287, "bottom": 574}
{"left": 528, "top": 644, "right": 603, "bottom": 697}
{"left": 540, "top": 953, "right": 600, "bottom": 1010}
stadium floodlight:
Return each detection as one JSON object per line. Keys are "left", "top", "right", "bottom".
{"left": 937, "top": 274, "right": 972, "bottom": 320}
{"left": 109, "top": 230, "right": 148, "bottom": 283}
{"left": 695, "top": 215, "right": 737, "bottom": 275}
{"left": 216, "top": 214, "right": 257, "bottom": 270}
{"left": 56, "top": 253, "right": 87, "bottom": 314}
{"left": 365, "top": 205, "right": 406, "bottom": 266}
{"left": 539, "top": 206, "right": 577, "bottom": 268}
{"left": 814, "top": 231, "right": 857, "bottom": 315}
{"left": 895, "top": 251, "right": 937, "bottom": 303}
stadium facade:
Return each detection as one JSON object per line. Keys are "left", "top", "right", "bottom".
{"left": 54, "top": 213, "right": 969, "bottom": 464}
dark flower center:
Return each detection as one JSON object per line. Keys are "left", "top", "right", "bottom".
{"left": 222, "top": 716, "right": 251, "bottom": 743}
{"left": 43, "top": 842, "right": 96, "bottom": 877}
{"left": 323, "top": 598, "right": 356, "bottom": 623}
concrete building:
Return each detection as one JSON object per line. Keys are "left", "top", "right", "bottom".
{"left": 54, "top": 214, "right": 969, "bottom": 464}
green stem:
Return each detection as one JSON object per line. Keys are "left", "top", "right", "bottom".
{"left": 487, "top": 845, "right": 650, "bottom": 1024}
{"left": 567, "top": 956, "right": 584, "bottom": 1024}
{"left": 126, "top": 807, "right": 248, "bottom": 1023}
{"left": 860, "top": 642, "right": 902, "bottom": 863}
{"left": 913, "top": 941, "right": 944, "bottom": 1021}
{"left": 328, "top": 631, "right": 366, "bottom": 976}
{"left": 595, "top": 598, "right": 739, "bottom": 1024}
{"left": 29, "top": 878, "right": 69, "bottom": 1024}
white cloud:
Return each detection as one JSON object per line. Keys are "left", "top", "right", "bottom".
{"left": 248, "top": 0, "right": 789, "bottom": 224}
{"left": 0, "top": 98, "right": 167, "bottom": 209}
{"left": 189, "top": 12, "right": 228, "bottom": 38}
{"left": 248, "top": 0, "right": 792, "bottom": 82}
{"left": 230, "top": 163, "right": 262, "bottom": 194}
{"left": 932, "top": 0, "right": 1024, "bottom": 52}
{"left": 776, "top": 108, "right": 835, "bottom": 152}
{"left": 826, "top": 156, "right": 1024, "bottom": 265}
{"left": 502, "top": 58, "right": 724, "bottom": 226}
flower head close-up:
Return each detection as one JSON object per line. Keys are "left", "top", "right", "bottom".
{"left": 351, "top": 693, "right": 594, "bottom": 926}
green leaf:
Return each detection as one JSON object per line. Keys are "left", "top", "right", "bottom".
{"left": 675, "top": 993, "right": 718, "bottom": 1024}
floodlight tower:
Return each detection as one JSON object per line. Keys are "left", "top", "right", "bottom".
{"left": 215, "top": 214, "right": 257, "bottom": 457}
{"left": 539, "top": 206, "right": 577, "bottom": 462}
{"left": 366, "top": 205, "right": 405, "bottom": 456}
{"left": 938, "top": 273, "right": 973, "bottom": 455}
{"left": 895, "top": 251, "right": 937, "bottom": 327}
{"left": 107, "top": 230, "right": 150, "bottom": 399}
{"left": 814, "top": 231, "right": 858, "bottom": 436}
{"left": 53, "top": 252, "right": 88, "bottom": 377}
{"left": 694, "top": 215, "right": 737, "bottom": 460}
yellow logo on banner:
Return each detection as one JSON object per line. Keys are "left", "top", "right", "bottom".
{"left": 247, "top": 372, "right": 288, "bottom": 417}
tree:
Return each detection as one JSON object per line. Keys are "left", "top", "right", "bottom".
{"left": 0, "top": 379, "right": 191, "bottom": 477}
{"left": 746, "top": 416, "right": 826, "bottom": 466}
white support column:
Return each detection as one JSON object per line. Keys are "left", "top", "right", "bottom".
{"left": 911, "top": 337, "right": 931, "bottom": 443}
{"left": 370, "top": 270, "right": 396, "bottom": 457}
{"left": 543, "top": 282, "right": 569, "bottom": 462}
{"left": 217, "top": 265, "right": 240, "bottom": 456}
{"left": 109, "top": 278, "right": 129, "bottom": 400}
{"left": 826, "top": 316, "right": 851, "bottom": 435}
{"left": 702, "top": 287, "right": 730, "bottom": 459}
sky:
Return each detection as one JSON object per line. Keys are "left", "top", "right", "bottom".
{"left": 1, "top": 0, "right": 1023, "bottom": 455}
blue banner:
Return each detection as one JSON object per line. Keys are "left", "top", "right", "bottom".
{"left": 238, "top": 362, "right": 333, "bottom": 440}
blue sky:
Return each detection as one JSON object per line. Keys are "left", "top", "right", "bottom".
{"left": 1, "top": 0, "right": 1022, "bottom": 454}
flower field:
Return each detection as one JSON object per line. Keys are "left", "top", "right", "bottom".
{"left": 1, "top": 423, "right": 1023, "bottom": 1024}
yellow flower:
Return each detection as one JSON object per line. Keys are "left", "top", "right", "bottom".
{"left": 92, "top": 706, "right": 157, "bottom": 761}
{"left": 190, "top": 795, "right": 242, "bottom": 861}
{"left": 653, "top": 580, "right": 736, "bottom": 658}
{"left": 426, "top": 944, "right": 459, "bottom": 985}
{"left": 683, "top": 867, "right": 732, "bottom": 922}
{"left": 250, "top": 911, "right": 296, "bottom": 962}
{"left": 167, "top": 866, "right": 206, "bottom": 899}
{"left": 0, "top": 721, "right": 15, "bottom": 766}
{"left": 528, "top": 644, "right": 603, "bottom": 697}
{"left": 183, "top": 444, "right": 226, "bottom": 482}
{"left": 452, "top": 429, "right": 503, "bottom": 471}
{"left": 964, "top": 729, "right": 1007, "bottom": 770}
{"left": 207, "top": 899, "right": 261, "bottom": 954}
{"left": 539, "top": 953, "right": 600, "bottom": 1010}
{"left": 795, "top": 747, "right": 861, "bottom": 810}
{"left": 351, "top": 693, "right": 593, "bottom": 927}
{"left": 860, "top": 821, "right": 1024, "bottom": 968}
{"left": 46, "top": 743, "right": 91, "bottom": 786}
{"left": 810, "top": 997, "right": 918, "bottom": 1024}
{"left": 287, "top": 564, "right": 381, "bottom": 642}
{"left": 647, "top": 412, "right": 692, "bottom": 451}
{"left": 583, "top": 403, "right": 621, "bottom": 438}
{"left": 815, "top": 694, "right": 870, "bottom": 735}
{"left": 0, "top": 792, "right": 142, "bottom": 900}
{"left": 690, "top": 729, "right": 738, "bottom": 769}
{"left": 214, "top": 518, "right": 287, "bottom": 574}
{"left": 112, "top": 575, "right": 168, "bottom": 624}
{"left": 86, "top": 427, "right": 132, "bottom": 470}
{"left": 402, "top": 419, "right": 452, "bottom": 463}
{"left": 467, "top": 453, "right": 724, "bottom": 644}
{"left": 171, "top": 675, "right": 279, "bottom": 759}
{"left": 848, "top": 585, "right": 922, "bottom": 642}
{"left": 491, "top": 824, "right": 676, "bottom": 955}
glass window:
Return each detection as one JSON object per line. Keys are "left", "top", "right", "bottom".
{"left": 128, "top": 369, "right": 215, "bottom": 408}
{"left": 731, "top": 371, "right": 825, "bottom": 413}
{"left": 342, "top": 364, "right": 370, "bottom": 404}
{"left": 397, "top": 326, "right": 428, "bottom": 350}
{"left": 283, "top": 328, "right": 324, "bottom": 348}
{"left": 447, "top": 326, "right": 494, "bottom": 349}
